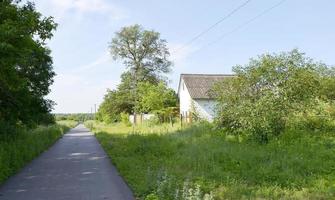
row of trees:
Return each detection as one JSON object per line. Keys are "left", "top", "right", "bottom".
{"left": 97, "top": 25, "right": 178, "bottom": 123}
{"left": 0, "top": 0, "right": 57, "bottom": 129}
{"left": 212, "top": 49, "right": 335, "bottom": 143}
{"left": 55, "top": 113, "right": 94, "bottom": 122}
{"left": 97, "top": 27, "right": 335, "bottom": 144}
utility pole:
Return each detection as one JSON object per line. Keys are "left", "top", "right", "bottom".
{"left": 90, "top": 107, "right": 92, "bottom": 120}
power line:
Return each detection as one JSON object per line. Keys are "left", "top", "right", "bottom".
{"left": 198, "top": 0, "right": 287, "bottom": 52}
{"left": 173, "top": 0, "right": 252, "bottom": 53}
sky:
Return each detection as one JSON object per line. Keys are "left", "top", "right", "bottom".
{"left": 32, "top": 0, "right": 335, "bottom": 113}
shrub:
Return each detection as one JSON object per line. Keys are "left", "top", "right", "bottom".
{"left": 287, "top": 101, "right": 335, "bottom": 131}
{"left": 213, "top": 50, "right": 325, "bottom": 143}
{"left": 121, "top": 112, "right": 131, "bottom": 126}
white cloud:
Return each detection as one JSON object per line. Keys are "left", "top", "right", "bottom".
{"left": 36, "top": 0, "right": 128, "bottom": 22}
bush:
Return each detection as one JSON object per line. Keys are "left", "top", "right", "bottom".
{"left": 121, "top": 112, "right": 131, "bottom": 126}
{"left": 213, "top": 50, "right": 326, "bottom": 143}
{"left": 286, "top": 100, "right": 335, "bottom": 131}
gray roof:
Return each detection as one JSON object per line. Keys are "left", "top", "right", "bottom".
{"left": 179, "top": 74, "right": 235, "bottom": 99}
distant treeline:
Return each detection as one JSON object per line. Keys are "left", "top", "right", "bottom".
{"left": 55, "top": 113, "right": 94, "bottom": 122}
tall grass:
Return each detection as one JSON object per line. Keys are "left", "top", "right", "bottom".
{"left": 0, "top": 120, "right": 77, "bottom": 184}
{"left": 87, "top": 121, "right": 335, "bottom": 200}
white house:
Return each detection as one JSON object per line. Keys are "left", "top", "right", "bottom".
{"left": 178, "top": 74, "right": 234, "bottom": 122}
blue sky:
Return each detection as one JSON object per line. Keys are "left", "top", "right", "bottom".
{"left": 33, "top": 0, "right": 335, "bottom": 113}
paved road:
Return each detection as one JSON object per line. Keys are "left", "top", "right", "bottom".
{"left": 0, "top": 124, "right": 134, "bottom": 200}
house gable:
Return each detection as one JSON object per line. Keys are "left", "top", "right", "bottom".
{"left": 178, "top": 73, "right": 235, "bottom": 121}
{"left": 179, "top": 74, "right": 235, "bottom": 99}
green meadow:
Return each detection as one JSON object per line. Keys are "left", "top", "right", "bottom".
{"left": 87, "top": 121, "right": 335, "bottom": 200}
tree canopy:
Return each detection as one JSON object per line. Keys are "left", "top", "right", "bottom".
{"left": 0, "top": 0, "right": 57, "bottom": 127}
{"left": 97, "top": 78, "right": 178, "bottom": 123}
{"left": 110, "top": 24, "right": 172, "bottom": 84}
{"left": 136, "top": 82, "right": 177, "bottom": 113}
{"left": 212, "top": 49, "right": 334, "bottom": 143}
{"left": 97, "top": 25, "right": 176, "bottom": 124}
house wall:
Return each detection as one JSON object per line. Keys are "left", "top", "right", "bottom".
{"left": 179, "top": 78, "right": 216, "bottom": 122}
{"left": 179, "top": 79, "right": 192, "bottom": 117}
{"left": 193, "top": 99, "right": 216, "bottom": 122}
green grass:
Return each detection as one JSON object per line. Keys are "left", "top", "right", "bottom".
{"left": 0, "top": 120, "right": 77, "bottom": 184}
{"left": 87, "top": 120, "right": 335, "bottom": 200}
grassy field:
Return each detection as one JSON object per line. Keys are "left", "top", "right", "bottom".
{"left": 0, "top": 120, "right": 77, "bottom": 184}
{"left": 86, "top": 120, "right": 335, "bottom": 200}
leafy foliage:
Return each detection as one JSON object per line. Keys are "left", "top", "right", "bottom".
{"left": 97, "top": 81, "right": 178, "bottom": 123}
{"left": 0, "top": 0, "right": 57, "bottom": 127}
{"left": 96, "top": 73, "right": 136, "bottom": 123}
{"left": 98, "top": 25, "right": 176, "bottom": 123}
{"left": 110, "top": 24, "right": 172, "bottom": 84}
{"left": 212, "top": 49, "right": 332, "bottom": 142}
{"left": 136, "top": 82, "right": 177, "bottom": 113}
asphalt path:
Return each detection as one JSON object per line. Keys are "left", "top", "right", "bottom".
{"left": 0, "top": 124, "right": 134, "bottom": 200}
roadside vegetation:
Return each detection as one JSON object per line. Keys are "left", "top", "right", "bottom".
{"left": 87, "top": 120, "right": 335, "bottom": 199}
{"left": 0, "top": 1, "right": 75, "bottom": 185}
{"left": 0, "top": 120, "right": 77, "bottom": 184}
{"left": 92, "top": 45, "right": 335, "bottom": 199}
{"left": 0, "top": 1, "right": 96, "bottom": 186}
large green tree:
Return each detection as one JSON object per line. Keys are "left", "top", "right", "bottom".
{"left": 0, "top": 0, "right": 57, "bottom": 127}
{"left": 212, "top": 49, "right": 327, "bottom": 143}
{"left": 96, "top": 72, "right": 136, "bottom": 123}
{"left": 98, "top": 24, "right": 173, "bottom": 122}
{"left": 110, "top": 24, "right": 172, "bottom": 84}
